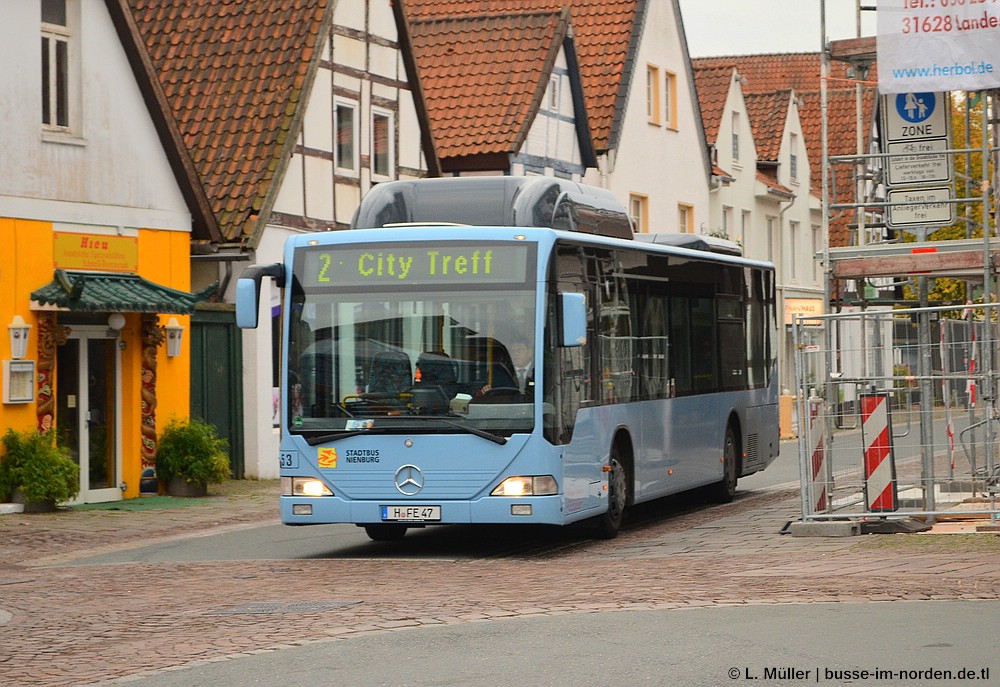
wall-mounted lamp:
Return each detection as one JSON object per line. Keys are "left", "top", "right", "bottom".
{"left": 164, "top": 317, "right": 185, "bottom": 358}
{"left": 8, "top": 315, "right": 31, "bottom": 360}
{"left": 108, "top": 313, "right": 126, "bottom": 331}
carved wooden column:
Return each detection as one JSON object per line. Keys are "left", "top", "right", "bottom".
{"left": 140, "top": 315, "right": 164, "bottom": 468}
{"left": 36, "top": 313, "right": 69, "bottom": 433}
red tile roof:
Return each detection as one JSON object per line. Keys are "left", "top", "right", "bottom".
{"left": 405, "top": 0, "right": 641, "bottom": 152}
{"left": 126, "top": 0, "right": 331, "bottom": 244}
{"left": 744, "top": 91, "right": 790, "bottom": 162}
{"left": 693, "top": 52, "right": 879, "bottom": 247}
{"left": 692, "top": 65, "right": 734, "bottom": 145}
{"left": 409, "top": 9, "right": 569, "bottom": 164}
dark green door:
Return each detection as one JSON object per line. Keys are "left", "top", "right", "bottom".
{"left": 190, "top": 308, "right": 244, "bottom": 478}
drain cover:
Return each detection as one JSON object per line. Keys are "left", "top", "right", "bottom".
{"left": 209, "top": 600, "right": 361, "bottom": 615}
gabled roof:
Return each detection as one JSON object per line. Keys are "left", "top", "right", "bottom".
{"left": 125, "top": 0, "right": 332, "bottom": 246}
{"left": 691, "top": 65, "right": 735, "bottom": 145}
{"left": 692, "top": 52, "right": 879, "bottom": 247}
{"left": 408, "top": 8, "right": 574, "bottom": 166}
{"left": 103, "top": 0, "right": 220, "bottom": 242}
{"left": 405, "top": 0, "right": 642, "bottom": 153}
{"left": 693, "top": 52, "right": 872, "bottom": 96}
{"left": 744, "top": 91, "right": 791, "bottom": 162}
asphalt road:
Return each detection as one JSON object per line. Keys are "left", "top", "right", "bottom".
{"left": 112, "top": 601, "right": 1000, "bottom": 687}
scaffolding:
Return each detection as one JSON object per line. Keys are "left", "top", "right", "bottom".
{"left": 799, "top": 2, "right": 1000, "bottom": 526}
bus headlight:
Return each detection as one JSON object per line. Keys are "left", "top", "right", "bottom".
{"left": 282, "top": 477, "right": 333, "bottom": 497}
{"left": 490, "top": 475, "right": 557, "bottom": 497}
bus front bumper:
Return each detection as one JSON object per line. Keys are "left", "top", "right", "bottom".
{"left": 279, "top": 495, "right": 564, "bottom": 526}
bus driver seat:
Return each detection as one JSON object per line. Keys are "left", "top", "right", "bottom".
{"left": 367, "top": 350, "right": 412, "bottom": 395}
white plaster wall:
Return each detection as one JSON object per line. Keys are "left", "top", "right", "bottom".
{"left": 591, "top": 0, "right": 710, "bottom": 232}
{"left": 0, "top": 0, "right": 188, "bottom": 230}
{"left": 239, "top": 226, "right": 300, "bottom": 480}
{"left": 520, "top": 49, "right": 583, "bottom": 176}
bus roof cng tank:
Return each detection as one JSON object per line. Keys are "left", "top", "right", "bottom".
{"left": 350, "top": 176, "right": 633, "bottom": 240}
{"left": 634, "top": 232, "right": 743, "bottom": 256}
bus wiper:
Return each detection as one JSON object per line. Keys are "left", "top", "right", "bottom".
{"left": 438, "top": 419, "right": 507, "bottom": 445}
{"left": 303, "top": 430, "right": 367, "bottom": 446}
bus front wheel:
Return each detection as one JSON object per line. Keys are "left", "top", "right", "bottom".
{"left": 592, "top": 444, "right": 629, "bottom": 539}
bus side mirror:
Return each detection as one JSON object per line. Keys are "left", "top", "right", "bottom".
{"left": 235, "top": 263, "right": 285, "bottom": 329}
{"left": 560, "top": 292, "right": 587, "bottom": 347}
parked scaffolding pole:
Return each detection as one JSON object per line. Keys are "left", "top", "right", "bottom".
{"left": 917, "top": 277, "right": 936, "bottom": 519}
{"left": 981, "top": 93, "right": 998, "bottom": 518}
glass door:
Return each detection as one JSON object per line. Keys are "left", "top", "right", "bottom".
{"left": 57, "top": 328, "right": 122, "bottom": 504}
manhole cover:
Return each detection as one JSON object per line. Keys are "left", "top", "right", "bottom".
{"left": 208, "top": 600, "right": 361, "bottom": 615}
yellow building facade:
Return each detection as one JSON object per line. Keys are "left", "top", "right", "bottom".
{"left": 1, "top": 217, "right": 200, "bottom": 503}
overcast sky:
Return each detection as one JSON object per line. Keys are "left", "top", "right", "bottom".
{"left": 678, "top": 0, "right": 878, "bottom": 57}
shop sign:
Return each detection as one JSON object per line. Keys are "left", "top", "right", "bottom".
{"left": 54, "top": 232, "right": 138, "bottom": 272}
{"left": 785, "top": 298, "right": 824, "bottom": 326}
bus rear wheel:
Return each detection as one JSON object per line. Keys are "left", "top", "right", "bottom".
{"left": 592, "top": 444, "right": 629, "bottom": 539}
{"left": 363, "top": 524, "right": 407, "bottom": 541}
{"left": 709, "top": 425, "right": 738, "bottom": 503}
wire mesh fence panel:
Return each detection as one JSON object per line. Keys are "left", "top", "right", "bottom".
{"left": 793, "top": 305, "right": 1000, "bottom": 522}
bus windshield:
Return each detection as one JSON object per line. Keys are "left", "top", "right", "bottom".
{"left": 287, "top": 241, "right": 537, "bottom": 438}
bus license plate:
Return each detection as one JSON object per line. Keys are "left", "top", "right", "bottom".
{"left": 381, "top": 505, "right": 441, "bottom": 522}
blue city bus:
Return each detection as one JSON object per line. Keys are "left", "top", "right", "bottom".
{"left": 237, "top": 177, "right": 779, "bottom": 540}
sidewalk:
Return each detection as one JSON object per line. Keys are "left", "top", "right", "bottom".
{"left": 0, "top": 479, "right": 281, "bottom": 568}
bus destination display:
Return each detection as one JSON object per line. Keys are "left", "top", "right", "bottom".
{"left": 300, "top": 242, "right": 532, "bottom": 288}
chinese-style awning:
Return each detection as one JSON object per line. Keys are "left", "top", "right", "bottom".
{"left": 30, "top": 270, "right": 216, "bottom": 314}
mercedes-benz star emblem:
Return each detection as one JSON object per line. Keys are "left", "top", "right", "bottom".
{"left": 393, "top": 464, "right": 424, "bottom": 495}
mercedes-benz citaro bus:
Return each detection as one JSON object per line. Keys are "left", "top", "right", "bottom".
{"left": 236, "top": 176, "right": 779, "bottom": 541}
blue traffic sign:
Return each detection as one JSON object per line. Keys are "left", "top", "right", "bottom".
{"left": 895, "top": 92, "right": 936, "bottom": 124}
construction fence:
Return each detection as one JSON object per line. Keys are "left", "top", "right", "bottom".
{"left": 793, "top": 304, "right": 1000, "bottom": 525}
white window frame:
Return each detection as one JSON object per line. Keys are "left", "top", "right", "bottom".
{"left": 629, "top": 193, "right": 648, "bottom": 233}
{"left": 370, "top": 107, "right": 395, "bottom": 181}
{"left": 664, "top": 70, "right": 677, "bottom": 129}
{"left": 334, "top": 98, "right": 359, "bottom": 177}
{"left": 789, "top": 220, "right": 800, "bottom": 281}
{"left": 731, "top": 112, "right": 740, "bottom": 162}
{"left": 646, "top": 64, "right": 661, "bottom": 125}
{"left": 41, "top": 0, "right": 76, "bottom": 134}
{"left": 548, "top": 75, "right": 560, "bottom": 111}
{"left": 789, "top": 132, "right": 799, "bottom": 182}
{"left": 678, "top": 203, "right": 694, "bottom": 233}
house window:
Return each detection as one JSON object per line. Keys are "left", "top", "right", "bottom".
{"left": 646, "top": 65, "right": 661, "bottom": 125}
{"left": 664, "top": 70, "right": 677, "bottom": 129}
{"left": 789, "top": 132, "right": 799, "bottom": 181}
{"left": 812, "top": 224, "right": 821, "bottom": 281}
{"left": 629, "top": 194, "right": 648, "bottom": 233}
{"left": 767, "top": 216, "right": 777, "bottom": 263}
{"left": 41, "top": 0, "right": 70, "bottom": 129}
{"left": 371, "top": 109, "right": 394, "bottom": 180}
{"left": 741, "top": 210, "right": 751, "bottom": 248}
{"left": 722, "top": 205, "right": 733, "bottom": 238}
{"left": 731, "top": 112, "right": 740, "bottom": 161}
{"left": 678, "top": 203, "right": 694, "bottom": 233}
{"left": 335, "top": 100, "right": 358, "bottom": 175}
{"left": 789, "top": 221, "right": 799, "bottom": 280}
{"left": 548, "top": 75, "right": 560, "bottom": 111}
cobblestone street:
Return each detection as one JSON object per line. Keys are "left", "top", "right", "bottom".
{"left": 2, "top": 481, "right": 999, "bottom": 687}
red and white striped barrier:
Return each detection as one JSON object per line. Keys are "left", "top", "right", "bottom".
{"left": 860, "top": 392, "right": 898, "bottom": 513}
{"left": 808, "top": 397, "right": 827, "bottom": 512}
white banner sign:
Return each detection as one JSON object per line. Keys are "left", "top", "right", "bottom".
{"left": 877, "top": 0, "right": 1000, "bottom": 94}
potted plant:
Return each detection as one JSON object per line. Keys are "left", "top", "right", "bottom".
{"left": 155, "top": 417, "right": 231, "bottom": 497}
{"left": 0, "top": 428, "right": 79, "bottom": 512}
